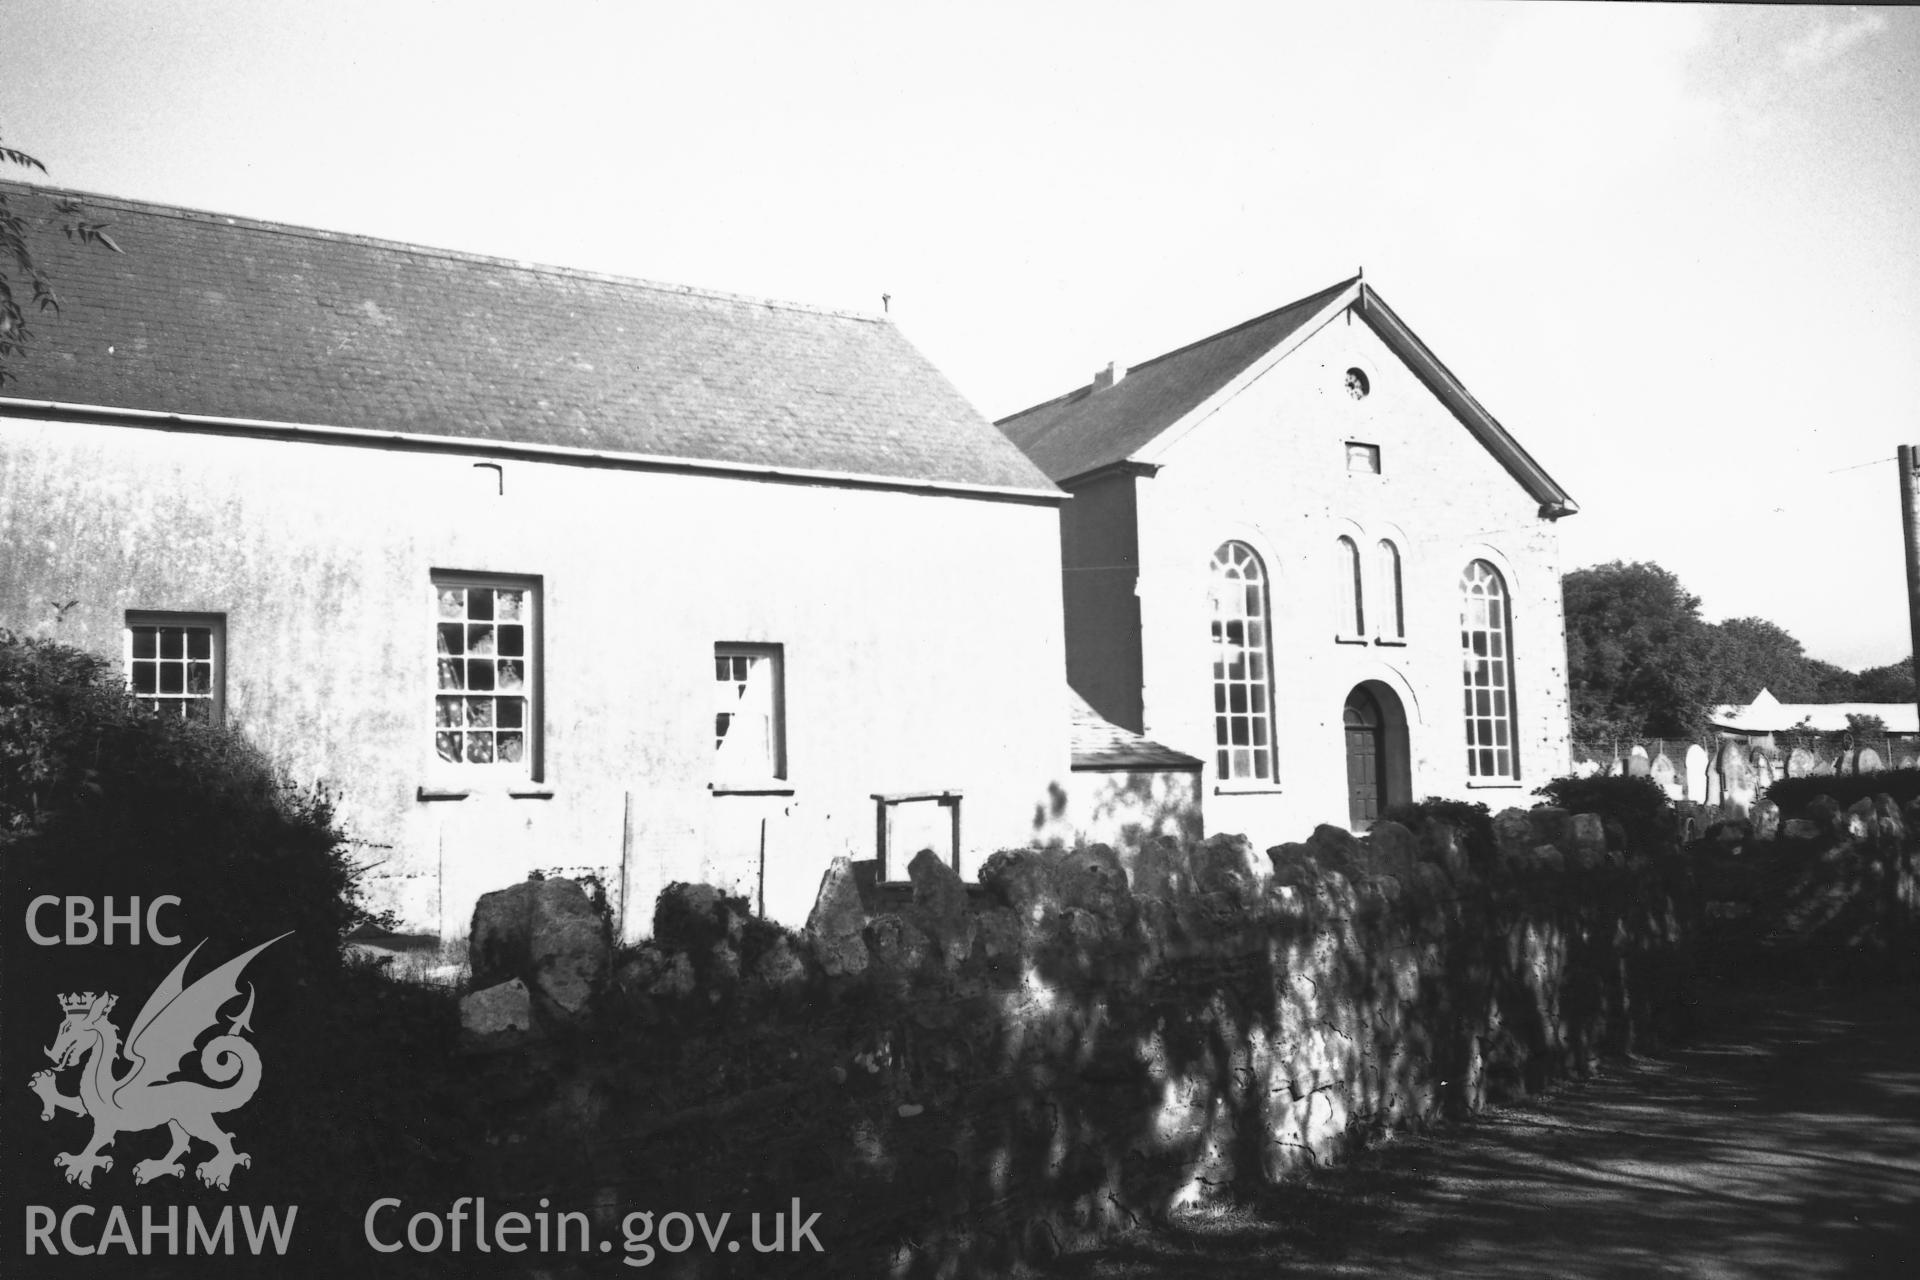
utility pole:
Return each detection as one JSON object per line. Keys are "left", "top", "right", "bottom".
{"left": 1899, "top": 446, "right": 1920, "bottom": 734}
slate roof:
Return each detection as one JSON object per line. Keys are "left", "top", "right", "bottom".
{"left": 997, "top": 278, "right": 1354, "bottom": 481}
{"left": 1069, "top": 689, "right": 1203, "bottom": 771}
{"left": 0, "top": 183, "right": 1056, "bottom": 494}
{"left": 996, "top": 276, "right": 1575, "bottom": 515}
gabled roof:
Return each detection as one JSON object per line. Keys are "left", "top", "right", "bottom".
{"left": 1069, "top": 689, "right": 1203, "bottom": 772}
{"left": 996, "top": 277, "right": 1575, "bottom": 515}
{"left": 996, "top": 278, "right": 1353, "bottom": 482}
{"left": 0, "top": 183, "right": 1057, "bottom": 497}
{"left": 1710, "top": 688, "right": 1919, "bottom": 735}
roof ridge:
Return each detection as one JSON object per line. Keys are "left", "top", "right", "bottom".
{"left": 996, "top": 274, "right": 1358, "bottom": 424}
{"left": 0, "top": 178, "right": 888, "bottom": 325}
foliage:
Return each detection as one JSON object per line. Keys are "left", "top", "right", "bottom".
{"left": 1563, "top": 561, "right": 1712, "bottom": 738}
{"left": 0, "top": 630, "right": 473, "bottom": 1276}
{"left": 1, "top": 133, "right": 121, "bottom": 383}
{"left": 1563, "top": 560, "right": 1909, "bottom": 739}
{"left": 1534, "top": 773, "right": 1675, "bottom": 849}
{"left": 0, "top": 628, "right": 380, "bottom": 980}
{"left": 1765, "top": 768, "right": 1920, "bottom": 818}
{"left": 1855, "top": 658, "right": 1916, "bottom": 704}
{"left": 1381, "top": 795, "right": 1495, "bottom": 864}
{"left": 1699, "top": 616, "right": 1858, "bottom": 704}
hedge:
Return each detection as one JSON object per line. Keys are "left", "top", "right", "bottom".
{"left": 1765, "top": 767, "right": 1920, "bottom": 817}
{"left": 0, "top": 630, "right": 471, "bottom": 1277}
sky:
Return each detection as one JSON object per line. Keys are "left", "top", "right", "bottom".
{"left": 3, "top": 1, "right": 1917, "bottom": 671}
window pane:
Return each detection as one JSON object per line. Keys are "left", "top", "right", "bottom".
{"left": 187, "top": 630, "right": 212, "bottom": 659}
{"left": 1209, "top": 540, "right": 1276, "bottom": 781}
{"left": 434, "top": 581, "right": 535, "bottom": 770}
{"left": 158, "top": 665, "right": 184, "bottom": 694}
{"left": 160, "top": 628, "right": 184, "bottom": 659}
{"left": 188, "top": 662, "right": 212, "bottom": 694}
{"left": 131, "top": 628, "right": 156, "bottom": 659}
{"left": 132, "top": 661, "right": 156, "bottom": 693}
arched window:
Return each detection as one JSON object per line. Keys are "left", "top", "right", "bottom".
{"left": 1460, "top": 560, "right": 1517, "bottom": 779}
{"left": 1376, "top": 539, "right": 1405, "bottom": 640}
{"left": 1335, "top": 536, "right": 1365, "bottom": 637}
{"left": 1209, "top": 541, "right": 1275, "bottom": 782}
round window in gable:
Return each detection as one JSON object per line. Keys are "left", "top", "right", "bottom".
{"left": 1344, "top": 367, "right": 1370, "bottom": 400}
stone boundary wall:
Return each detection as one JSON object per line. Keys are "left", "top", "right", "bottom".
{"left": 455, "top": 810, "right": 1693, "bottom": 1277}
{"left": 1694, "top": 792, "right": 1920, "bottom": 979}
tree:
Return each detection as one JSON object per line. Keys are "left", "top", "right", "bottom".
{"left": 1855, "top": 658, "right": 1916, "bottom": 704}
{"left": 1563, "top": 561, "right": 1910, "bottom": 741}
{"left": 1562, "top": 561, "right": 1713, "bottom": 739}
{"left": 1697, "top": 616, "right": 1855, "bottom": 705}
{"left": 0, "top": 133, "right": 119, "bottom": 384}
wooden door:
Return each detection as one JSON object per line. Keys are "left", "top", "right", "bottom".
{"left": 1344, "top": 687, "right": 1381, "bottom": 832}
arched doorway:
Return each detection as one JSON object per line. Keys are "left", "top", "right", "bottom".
{"left": 1344, "top": 682, "right": 1411, "bottom": 832}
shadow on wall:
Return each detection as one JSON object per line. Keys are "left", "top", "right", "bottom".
{"left": 449, "top": 805, "right": 1695, "bottom": 1278}
{"left": 1038, "top": 768, "right": 1205, "bottom": 850}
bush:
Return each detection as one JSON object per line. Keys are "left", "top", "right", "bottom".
{"left": 1534, "top": 774, "right": 1674, "bottom": 848}
{"left": 1382, "top": 796, "right": 1495, "bottom": 865}
{"left": 0, "top": 630, "right": 469, "bottom": 1275}
{"left": 0, "top": 629, "right": 378, "bottom": 974}
{"left": 1765, "top": 767, "right": 1920, "bottom": 817}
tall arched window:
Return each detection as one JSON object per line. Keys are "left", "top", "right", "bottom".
{"left": 1460, "top": 560, "right": 1517, "bottom": 779}
{"left": 1210, "top": 541, "right": 1275, "bottom": 782}
{"left": 1335, "top": 536, "right": 1365, "bottom": 637}
{"left": 1377, "top": 539, "right": 1405, "bottom": 640}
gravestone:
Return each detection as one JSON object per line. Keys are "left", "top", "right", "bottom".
{"left": 1685, "top": 744, "right": 1709, "bottom": 801}
{"left": 1650, "top": 752, "right": 1681, "bottom": 800}
{"left": 1787, "top": 747, "right": 1816, "bottom": 778}
{"left": 1626, "top": 745, "right": 1650, "bottom": 777}
{"left": 1717, "top": 739, "right": 1754, "bottom": 817}
{"left": 1857, "top": 747, "right": 1884, "bottom": 773}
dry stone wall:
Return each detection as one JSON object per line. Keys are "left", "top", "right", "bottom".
{"left": 1694, "top": 790, "right": 1920, "bottom": 981}
{"left": 455, "top": 811, "right": 1693, "bottom": 1277}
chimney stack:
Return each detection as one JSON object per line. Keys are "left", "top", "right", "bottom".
{"left": 1092, "top": 361, "right": 1126, "bottom": 390}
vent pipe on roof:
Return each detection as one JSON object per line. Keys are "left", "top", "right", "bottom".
{"left": 1092, "top": 361, "right": 1127, "bottom": 391}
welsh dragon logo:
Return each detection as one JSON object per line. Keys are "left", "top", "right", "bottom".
{"left": 27, "top": 933, "right": 287, "bottom": 1191}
